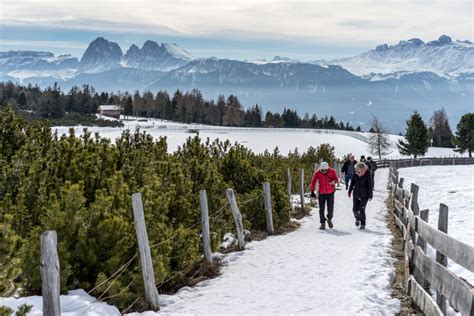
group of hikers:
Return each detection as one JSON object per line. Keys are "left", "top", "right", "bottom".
{"left": 309, "top": 155, "right": 378, "bottom": 230}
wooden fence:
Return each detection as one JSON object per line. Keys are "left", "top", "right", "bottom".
{"left": 388, "top": 163, "right": 474, "bottom": 315}
{"left": 39, "top": 178, "right": 296, "bottom": 313}
{"left": 376, "top": 157, "right": 474, "bottom": 169}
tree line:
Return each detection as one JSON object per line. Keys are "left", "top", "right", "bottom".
{"left": 366, "top": 109, "right": 473, "bottom": 159}
{"left": 0, "top": 105, "right": 337, "bottom": 312}
{"left": 0, "top": 81, "right": 358, "bottom": 130}
{"left": 397, "top": 110, "right": 473, "bottom": 158}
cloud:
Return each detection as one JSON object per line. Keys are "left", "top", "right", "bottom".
{"left": 1, "top": 0, "right": 472, "bottom": 46}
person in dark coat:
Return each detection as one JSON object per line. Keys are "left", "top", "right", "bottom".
{"left": 367, "top": 156, "right": 378, "bottom": 185}
{"left": 341, "top": 155, "right": 357, "bottom": 190}
{"left": 360, "top": 155, "right": 370, "bottom": 171}
{"left": 348, "top": 162, "right": 373, "bottom": 229}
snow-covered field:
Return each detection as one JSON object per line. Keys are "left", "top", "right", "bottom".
{"left": 53, "top": 116, "right": 465, "bottom": 159}
{"left": 398, "top": 166, "right": 474, "bottom": 286}
{"left": 0, "top": 170, "right": 401, "bottom": 315}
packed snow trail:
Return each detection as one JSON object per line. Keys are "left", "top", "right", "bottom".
{"left": 151, "top": 169, "right": 400, "bottom": 315}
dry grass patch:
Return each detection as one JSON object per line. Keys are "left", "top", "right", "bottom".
{"left": 385, "top": 193, "right": 422, "bottom": 315}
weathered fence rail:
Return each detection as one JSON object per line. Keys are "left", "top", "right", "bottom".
{"left": 377, "top": 157, "right": 474, "bottom": 169}
{"left": 388, "top": 163, "right": 474, "bottom": 316}
{"left": 40, "top": 178, "right": 289, "bottom": 312}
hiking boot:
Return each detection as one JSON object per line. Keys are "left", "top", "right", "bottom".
{"left": 360, "top": 224, "right": 365, "bottom": 230}
{"left": 326, "top": 217, "right": 333, "bottom": 228}
{"left": 355, "top": 219, "right": 360, "bottom": 227}
{"left": 319, "top": 223, "right": 326, "bottom": 230}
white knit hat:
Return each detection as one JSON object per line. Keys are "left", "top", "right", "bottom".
{"left": 320, "top": 162, "right": 329, "bottom": 170}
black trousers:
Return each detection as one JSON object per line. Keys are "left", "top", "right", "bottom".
{"left": 318, "top": 193, "right": 335, "bottom": 223}
{"left": 353, "top": 197, "right": 369, "bottom": 225}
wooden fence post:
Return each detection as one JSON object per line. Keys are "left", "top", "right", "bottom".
{"left": 300, "top": 169, "right": 305, "bottom": 210}
{"left": 415, "top": 209, "right": 430, "bottom": 289}
{"left": 132, "top": 193, "right": 160, "bottom": 311}
{"left": 262, "top": 182, "right": 275, "bottom": 234}
{"left": 287, "top": 169, "right": 292, "bottom": 204}
{"left": 225, "top": 189, "right": 245, "bottom": 250}
{"left": 41, "top": 231, "right": 61, "bottom": 316}
{"left": 199, "top": 190, "right": 212, "bottom": 264}
{"left": 394, "top": 168, "right": 399, "bottom": 186}
{"left": 410, "top": 184, "right": 420, "bottom": 216}
{"left": 398, "top": 177, "right": 404, "bottom": 189}
{"left": 409, "top": 183, "right": 420, "bottom": 242}
{"left": 436, "top": 203, "right": 449, "bottom": 314}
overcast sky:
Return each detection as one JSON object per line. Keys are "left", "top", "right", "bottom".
{"left": 0, "top": 0, "right": 472, "bottom": 60}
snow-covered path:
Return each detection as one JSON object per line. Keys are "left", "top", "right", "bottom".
{"left": 0, "top": 170, "right": 400, "bottom": 315}
{"left": 154, "top": 169, "right": 400, "bottom": 315}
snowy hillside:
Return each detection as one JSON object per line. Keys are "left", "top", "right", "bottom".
{"left": 53, "top": 116, "right": 466, "bottom": 159}
{"left": 318, "top": 35, "right": 474, "bottom": 78}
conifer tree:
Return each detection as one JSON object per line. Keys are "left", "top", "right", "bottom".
{"left": 453, "top": 113, "right": 474, "bottom": 157}
{"left": 397, "top": 111, "right": 430, "bottom": 158}
{"left": 223, "top": 95, "right": 244, "bottom": 126}
{"left": 17, "top": 91, "right": 27, "bottom": 108}
{"left": 123, "top": 96, "right": 133, "bottom": 118}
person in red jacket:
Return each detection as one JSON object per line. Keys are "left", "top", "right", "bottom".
{"left": 309, "top": 161, "right": 339, "bottom": 230}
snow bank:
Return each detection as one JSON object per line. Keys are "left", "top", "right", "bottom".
{"left": 0, "top": 289, "right": 120, "bottom": 315}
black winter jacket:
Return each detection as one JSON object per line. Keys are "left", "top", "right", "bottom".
{"left": 348, "top": 171, "right": 374, "bottom": 199}
{"left": 341, "top": 160, "right": 357, "bottom": 175}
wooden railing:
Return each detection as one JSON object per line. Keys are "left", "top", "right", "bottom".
{"left": 388, "top": 164, "right": 474, "bottom": 315}
{"left": 377, "top": 157, "right": 474, "bottom": 169}
{"left": 38, "top": 181, "right": 287, "bottom": 313}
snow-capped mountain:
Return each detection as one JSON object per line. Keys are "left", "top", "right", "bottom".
{"left": 0, "top": 51, "right": 79, "bottom": 79}
{"left": 148, "top": 57, "right": 359, "bottom": 89}
{"left": 0, "top": 35, "right": 472, "bottom": 131}
{"left": 122, "top": 40, "right": 191, "bottom": 71}
{"left": 316, "top": 35, "right": 474, "bottom": 78}
{"left": 138, "top": 57, "right": 469, "bottom": 132}
{"left": 80, "top": 37, "right": 123, "bottom": 73}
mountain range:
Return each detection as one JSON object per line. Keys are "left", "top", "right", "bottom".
{"left": 0, "top": 35, "right": 472, "bottom": 132}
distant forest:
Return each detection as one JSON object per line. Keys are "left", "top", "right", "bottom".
{"left": 0, "top": 82, "right": 360, "bottom": 131}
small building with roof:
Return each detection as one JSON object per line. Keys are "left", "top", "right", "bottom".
{"left": 98, "top": 105, "right": 121, "bottom": 118}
